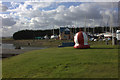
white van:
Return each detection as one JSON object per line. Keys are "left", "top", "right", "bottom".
{"left": 116, "top": 30, "right": 120, "bottom": 40}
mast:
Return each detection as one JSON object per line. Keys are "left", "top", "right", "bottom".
{"left": 93, "top": 18, "right": 95, "bottom": 34}
{"left": 88, "top": 25, "right": 90, "bottom": 33}
{"left": 102, "top": 13, "right": 105, "bottom": 33}
{"left": 59, "top": 26, "right": 60, "bottom": 35}
{"left": 84, "top": 16, "right": 87, "bottom": 32}
{"left": 106, "top": 16, "right": 110, "bottom": 32}
{"left": 75, "top": 20, "right": 77, "bottom": 33}
{"left": 53, "top": 26, "right": 54, "bottom": 35}
{"left": 110, "top": 2, "right": 115, "bottom": 45}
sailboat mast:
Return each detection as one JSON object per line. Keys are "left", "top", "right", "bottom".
{"left": 75, "top": 20, "right": 77, "bottom": 33}
{"left": 84, "top": 16, "right": 87, "bottom": 32}
{"left": 93, "top": 18, "right": 95, "bottom": 34}
{"left": 53, "top": 26, "right": 54, "bottom": 35}
{"left": 106, "top": 16, "right": 110, "bottom": 32}
{"left": 110, "top": 2, "right": 115, "bottom": 45}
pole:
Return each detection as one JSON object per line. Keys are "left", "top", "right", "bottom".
{"left": 53, "top": 26, "right": 54, "bottom": 35}
{"left": 106, "top": 16, "right": 110, "bottom": 32}
{"left": 110, "top": 13, "right": 114, "bottom": 45}
{"left": 93, "top": 19, "right": 95, "bottom": 34}
{"left": 84, "top": 16, "right": 87, "bottom": 32}
{"left": 111, "top": 2, "right": 115, "bottom": 45}
{"left": 75, "top": 21, "right": 77, "bottom": 33}
{"left": 59, "top": 26, "right": 60, "bottom": 35}
{"left": 102, "top": 13, "right": 105, "bottom": 33}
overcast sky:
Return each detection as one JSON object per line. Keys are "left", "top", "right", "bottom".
{"left": 0, "top": 1, "right": 119, "bottom": 37}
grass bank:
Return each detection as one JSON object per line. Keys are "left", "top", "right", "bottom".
{"left": 2, "top": 45, "right": 118, "bottom": 78}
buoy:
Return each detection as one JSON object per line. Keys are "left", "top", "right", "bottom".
{"left": 74, "top": 31, "right": 90, "bottom": 49}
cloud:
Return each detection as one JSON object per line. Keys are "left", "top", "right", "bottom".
{"left": 1, "top": 2, "right": 119, "bottom": 37}
{"left": 2, "top": 17, "right": 16, "bottom": 26}
{"left": 0, "top": 4, "right": 8, "bottom": 12}
{"left": 25, "top": 2, "right": 52, "bottom": 10}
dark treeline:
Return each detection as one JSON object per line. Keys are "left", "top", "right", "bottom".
{"left": 13, "top": 27, "right": 119, "bottom": 40}
{"left": 13, "top": 29, "right": 59, "bottom": 40}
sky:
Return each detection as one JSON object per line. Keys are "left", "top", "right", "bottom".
{"left": 0, "top": 1, "right": 119, "bottom": 37}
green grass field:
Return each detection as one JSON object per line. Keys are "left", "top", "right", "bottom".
{"left": 2, "top": 44, "right": 118, "bottom": 78}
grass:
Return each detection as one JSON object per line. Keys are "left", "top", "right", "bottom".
{"left": 2, "top": 44, "right": 118, "bottom": 78}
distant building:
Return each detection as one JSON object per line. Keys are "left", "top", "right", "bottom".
{"left": 59, "top": 27, "right": 74, "bottom": 40}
